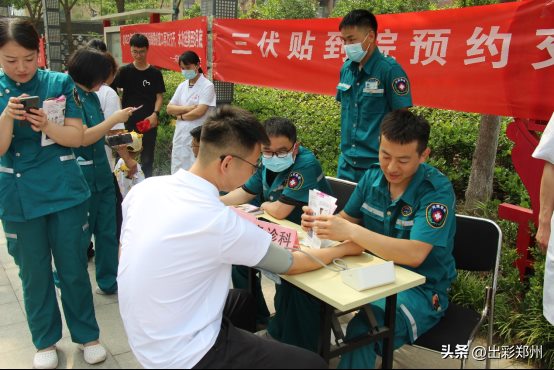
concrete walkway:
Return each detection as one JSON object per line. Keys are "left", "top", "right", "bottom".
{"left": 0, "top": 224, "right": 538, "bottom": 369}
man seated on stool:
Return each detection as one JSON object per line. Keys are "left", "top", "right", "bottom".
{"left": 118, "top": 106, "right": 363, "bottom": 369}
{"left": 302, "top": 109, "right": 457, "bottom": 368}
{"left": 221, "top": 117, "right": 332, "bottom": 349}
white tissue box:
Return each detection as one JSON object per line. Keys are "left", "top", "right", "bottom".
{"left": 340, "top": 261, "right": 396, "bottom": 291}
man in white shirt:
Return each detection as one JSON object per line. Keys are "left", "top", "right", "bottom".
{"left": 532, "top": 112, "right": 554, "bottom": 325}
{"left": 118, "top": 105, "right": 363, "bottom": 368}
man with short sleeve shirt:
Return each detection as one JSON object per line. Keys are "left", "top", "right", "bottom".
{"left": 302, "top": 110, "right": 457, "bottom": 368}
{"left": 222, "top": 117, "right": 332, "bottom": 350}
{"left": 118, "top": 106, "right": 362, "bottom": 369}
{"left": 112, "top": 33, "right": 165, "bottom": 178}
{"left": 337, "top": 9, "right": 412, "bottom": 182}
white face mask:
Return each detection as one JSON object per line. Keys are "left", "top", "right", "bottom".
{"left": 262, "top": 151, "right": 295, "bottom": 173}
{"left": 344, "top": 32, "right": 370, "bottom": 62}
{"left": 181, "top": 69, "right": 197, "bottom": 80}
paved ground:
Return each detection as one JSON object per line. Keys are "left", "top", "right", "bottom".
{"left": 0, "top": 224, "right": 538, "bottom": 369}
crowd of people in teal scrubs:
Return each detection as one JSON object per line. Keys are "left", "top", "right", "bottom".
{"left": 0, "top": 8, "right": 462, "bottom": 370}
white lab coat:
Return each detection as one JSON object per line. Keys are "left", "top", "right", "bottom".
{"left": 532, "top": 111, "right": 554, "bottom": 325}
{"left": 169, "top": 74, "right": 216, "bottom": 174}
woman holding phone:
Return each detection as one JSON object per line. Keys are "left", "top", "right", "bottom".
{"left": 66, "top": 47, "right": 134, "bottom": 299}
{"left": 0, "top": 18, "right": 107, "bottom": 368}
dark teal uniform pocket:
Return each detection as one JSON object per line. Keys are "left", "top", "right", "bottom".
{"left": 362, "top": 91, "right": 387, "bottom": 113}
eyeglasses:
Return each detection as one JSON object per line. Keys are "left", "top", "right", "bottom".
{"left": 261, "top": 143, "right": 295, "bottom": 159}
{"left": 220, "top": 154, "right": 262, "bottom": 173}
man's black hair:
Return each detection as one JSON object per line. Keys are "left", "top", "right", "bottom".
{"left": 130, "top": 34, "right": 149, "bottom": 48}
{"left": 263, "top": 117, "right": 297, "bottom": 143}
{"left": 339, "top": 9, "right": 378, "bottom": 33}
{"left": 380, "top": 110, "right": 430, "bottom": 155}
{"left": 201, "top": 105, "right": 269, "bottom": 155}
{"left": 190, "top": 125, "right": 202, "bottom": 141}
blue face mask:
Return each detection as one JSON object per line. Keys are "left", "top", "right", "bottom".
{"left": 344, "top": 33, "right": 370, "bottom": 62}
{"left": 182, "top": 69, "right": 197, "bottom": 80}
{"left": 262, "top": 152, "right": 295, "bottom": 173}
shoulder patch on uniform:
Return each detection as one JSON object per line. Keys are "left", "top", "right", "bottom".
{"left": 73, "top": 87, "right": 82, "bottom": 107}
{"left": 426, "top": 203, "right": 448, "bottom": 229}
{"left": 401, "top": 205, "right": 413, "bottom": 217}
{"left": 392, "top": 77, "right": 410, "bottom": 96}
{"left": 287, "top": 171, "right": 304, "bottom": 190}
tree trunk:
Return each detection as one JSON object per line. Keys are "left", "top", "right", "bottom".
{"left": 65, "top": 7, "right": 74, "bottom": 54}
{"left": 327, "top": 0, "right": 334, "bottom": 16}
{"left": 464, "top": 114, "right": 502, "bottom": 211}
{"left": 116, "top": 0, "right": 124, "bottom": 13}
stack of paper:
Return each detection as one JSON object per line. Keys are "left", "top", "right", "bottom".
{"left": 41, "top": 95, "right": 66, "bottom": 147}
{"left": 306, "top": 189, "right": 338, "bottom": 249}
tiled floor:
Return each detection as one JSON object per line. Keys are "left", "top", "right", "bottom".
{"left": 0, "top": 224, "right": 538, "bottom": 369}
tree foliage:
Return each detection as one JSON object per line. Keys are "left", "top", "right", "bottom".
{"left": 0, "top": 0, "right": 42, "bottom": 24}
{"left": 254, "top": 0, "right": 318, "bottom": 20}
{"left": 88, "top": 0, "right": 164, "bottom": 16}
{"left": 331, "top": 0, "right": 436, "bottom": 17}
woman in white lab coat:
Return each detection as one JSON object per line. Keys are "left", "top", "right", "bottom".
{"left": 166, "top": 51, "right": 216, "bottom": 174}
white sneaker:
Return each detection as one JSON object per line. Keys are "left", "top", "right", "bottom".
{"left": 80, "top": 343, "right": 107, "bottom": 365}
{"left": 33, "top": 348, "right": 58, "bottom": 369}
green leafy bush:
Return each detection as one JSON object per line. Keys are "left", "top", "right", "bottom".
{"left": 152, "top": 70, "right": 181, "bottom": 176}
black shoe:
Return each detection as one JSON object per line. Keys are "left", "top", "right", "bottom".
{"left": 87, "top": 242, "right": 95, "bottom": 260}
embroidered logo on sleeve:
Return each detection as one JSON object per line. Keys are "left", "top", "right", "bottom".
{"left": 392, "top": 77, "right": 410, "bottom": 96}
{"left": 426, "top": 203, "right": 448, "bottom": 228}
{"left": 287, "top": 171, "right": 304, "bottom": 190}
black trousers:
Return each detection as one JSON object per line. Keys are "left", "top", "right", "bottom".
{"left": 194, "top": 289, "right": 327, "bottom": 369}
{"left": 140, "top": 127, "right": 157, "bottom": 178}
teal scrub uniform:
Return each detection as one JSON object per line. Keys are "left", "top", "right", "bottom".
{"left": 73, "top": 86, "right": 119, "bottom": 294}
{"left": 0, "top": 69, "right": 99, "bottom": 349}
{"left": 338, "top": 163, "right": 457, "bottom": 368}
{"left": 336, "top": 49, "right": 412, "bottom": 182}
{"left": 232, "top": 147, "right": 330, "bottom": 350}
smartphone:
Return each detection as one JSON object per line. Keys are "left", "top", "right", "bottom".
{"left": 19, "top": 96, "right": 39, "bottom": 113}
{"left": 106, "top": 133, "right": 133, "bottom": 147}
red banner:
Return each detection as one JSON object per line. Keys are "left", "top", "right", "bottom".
{"left": 120, "top": 17, "right": 208, "bottom": 73}
{"left": 213, "top": 1, "right": 554, "bottom": 121}
{"left": 38, "top": 37, "right": 46, "bottom": 68}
